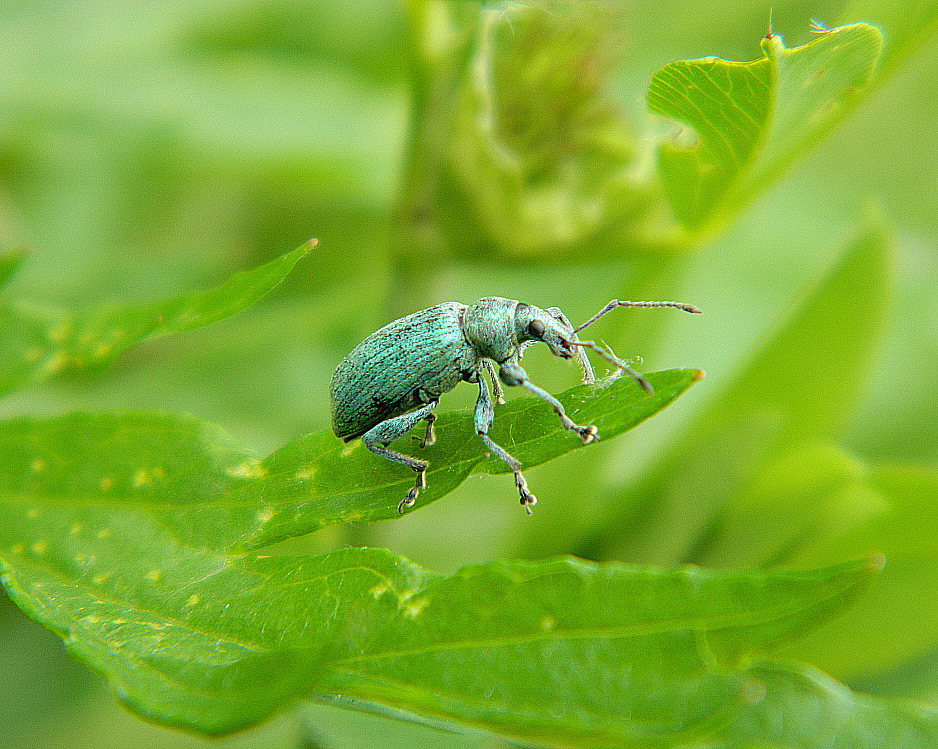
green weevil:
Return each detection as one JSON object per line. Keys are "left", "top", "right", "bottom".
{"left": 331, "top": 297, "right": 700, "bottom": 514}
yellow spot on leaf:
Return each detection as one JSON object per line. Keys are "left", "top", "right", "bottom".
{"left": 49, "top": 323, "right": 71, "bottom": 343}
{"left": 403, "top": 598, "right": 429, "bottom": 618}
{"left": 151, "top": 467, "right": 165, "bottom": 479}
{"left": 341, "top": 441, "right": 361, "bottom": 458}
{"left": 27, "top": 508, "right": 40, "bottom": 518}
{"left": 295, "top": 466, "right": 316, "bottom": 481}
{"left": 255, "top": 507, "right": 275, "bottom": 525}
{"left": 227, "top": 461, "right": 267, "bottom": 479}
{"left": 541, "top": 616, "right": 556, "bottom": 631}
{"left": 71, "top": 523, "right": 83, "bottom": 535}
{"left": 24, "top": 346, "right": 44, "bottom": 362}
{"left": 31, "top": 540, "right": 48, "bottom": 555}
{"left": 94, "top": 343, "right": 113, "bottom": 358}
{"left": 11, "top": 544, "right": 24, "bottom": 554}
{"left": 99, "top": 476, "right": 114, "bottom": 491}
{"left": 43, "top": 351, "right": 69, "bottom": 374}
{"left": 97, "top": 528, "right": 112, "bottom": 539}
{"left": 146, "top": 569, "right": 162, "bottom": 582}
{"left": 369, "top": 583, "right": 391, "bottom": 598}
{"left": 92, "top": 573, "right": 109, "bottom": 585}
{"left": 133, "top": 469, "right": 150, "bottom": 488}
{"left": 31, "top": 459, "right": 45, "bottom": 472}
{"left": 186, "top": 594, "right": 200, "bottom": 606}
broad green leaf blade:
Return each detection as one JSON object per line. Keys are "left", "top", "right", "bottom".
{"left": 0, "top": 240, "right": 314, "bottom": 398}
{"left": 580, "top": 222, "right": 891, "bottom": 563}
{"left": 316, "top": 559, "right": 879, "bottom": 748}
{"left": 702, "top": 659, "right": 938, "bottom": 749}
{"left": 0, "top": 369, "right": 702, "bottom": 553}
{"left": 648, "top": 23, "right": 882, "bottom": 233}
{"left": 0, "top": 513, "right": 879, "bottom": 743}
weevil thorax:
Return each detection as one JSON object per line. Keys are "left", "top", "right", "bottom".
{"left": 463, "top": 297, "right": 576, "bottom": 364}
{"left": 462, "top": 297, "right": 519, "bottom": 362}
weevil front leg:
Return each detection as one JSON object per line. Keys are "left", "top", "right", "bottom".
{"left": 499, "top": 361, "right": 599, "bottom": 444}
{"left": 361, "top": 400, "right": 438, "bottom": 513}
{"left": 474, "top": 375, "right": 537, "bottom": 513}
{"left": 482, "top": 358, "right": 505, "bottom": 404}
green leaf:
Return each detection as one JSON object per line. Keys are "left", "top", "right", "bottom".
{"left": 0, "top": 240, "right": 314, "bottom": 398}
{"left": 834, "top": 1, "right": 938, "bottom": 78}
{"left": 781, "top": 465, "right": 938, "bottom": 682}
{"left": 579, "top": 221, "right": 891, "bottom": 563}
{"left": 0, "top": 515, "right": 879, "bottom": 743}
{"left": 694, "top": 441, "right": 883, "bottom": 570}
{"left": 0, "top": 369, "right": 703, "bottom": 553}
{"left": 701, "top": 659, "right": 938, "bottom": 749}
{"left": 648, "top": 23, "right": 883, "bottom": 233}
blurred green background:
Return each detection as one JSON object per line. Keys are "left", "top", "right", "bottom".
{"left": 0, "top": 0, "right": 936, "bottom": 747}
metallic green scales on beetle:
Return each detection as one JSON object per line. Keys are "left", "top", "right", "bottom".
{"left": 331, "top": 297, "right": 700, "bottom": 514}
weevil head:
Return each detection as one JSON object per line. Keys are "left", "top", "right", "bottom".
{"left": 513, "top": 303, "right": 578, "bottom": 360}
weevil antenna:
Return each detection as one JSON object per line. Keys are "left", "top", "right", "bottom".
{"left": 566, "top": 338, "right": 653, "bottom": 394}
{"left": 574, "top": 300, "right": 702, "bottom": 334}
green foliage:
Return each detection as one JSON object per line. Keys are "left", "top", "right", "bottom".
{"left": 0, "top": 369, "right": 702, "bottom": 553}
{"left": 0, "top": 242, "right": 313, "bottom": 397}
{"left": 0, "top": 512, "right": 882, "bottom": 741}
{"left": 1, "top": 1, "right": 938, "bottom": 748}
{"left": 649, "top": 24, "right": 882, "bottom": 234}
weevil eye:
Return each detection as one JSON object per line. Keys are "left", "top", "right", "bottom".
{"left": 528, "top": 319, "right": 546, "bottom": 338}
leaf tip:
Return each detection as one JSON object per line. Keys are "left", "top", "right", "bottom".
{"left": 692, "top": 369, "right": 707, "bottom": 382}
{"left": 305, "top": 237, "right": 319, "bottom": 252}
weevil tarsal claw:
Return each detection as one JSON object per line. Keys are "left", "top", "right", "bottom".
{"left": 398, "top": 493, "right": 417, "bottom": 513}
{"left": 514, "top": 471, "right": 537, "bottom": 514}
{"left": 397, "top": 467, "right": 426, "bottom": 513}
{"left": 575, "top": 425, "right": 599, "bottom": 444}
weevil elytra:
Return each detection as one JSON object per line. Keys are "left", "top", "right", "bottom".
{"left": 330, "top": 297, "right": 700, "bottom": 514}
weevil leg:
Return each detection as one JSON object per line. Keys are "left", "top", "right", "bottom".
{"left": 474, "top": 375, "right": 537, "bottom": 513}
{"left": 545, "top": 306, "right": 595, "bottom": 385}
{"left": 361, "top": 400, "right": 439, "bottom": 513}
{"left": 418, "top": 411, "right": 437, "bottom": 448}
{"left": 499, "top": 361, "right": 599, "bottom": 444}
{"left": 482, "top": 358, "right": 506, "bottom": 405}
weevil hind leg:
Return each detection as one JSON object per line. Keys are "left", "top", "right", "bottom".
{"left": 361, "top": 400, "right": 438, "bottom": 513}
{"left": 474, "top": 375, "right": 537, "bottom": 512}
